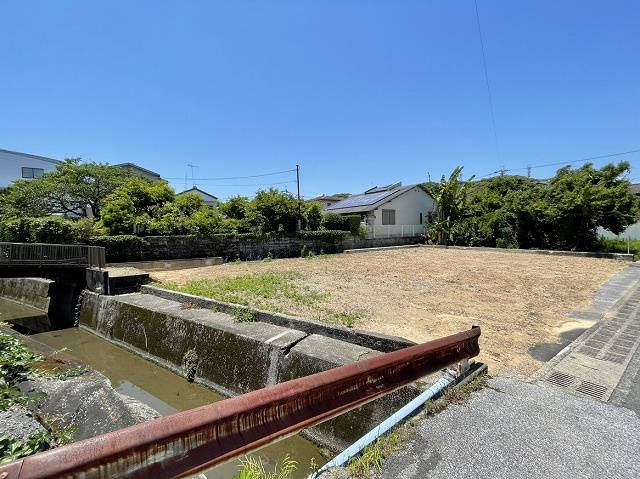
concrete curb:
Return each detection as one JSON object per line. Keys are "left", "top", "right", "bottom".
{"left": 140, "top": 284, "right": 415, "bottom": 353}
{"left": 422, "top": 244, "right": 634, "bottom": 261}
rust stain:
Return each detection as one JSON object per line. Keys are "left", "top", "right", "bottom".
{"left": 0, "top": 327, "right": 480, "bottom": 479}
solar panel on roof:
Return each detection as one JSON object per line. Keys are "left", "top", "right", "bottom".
{"left": 327, "top": 190, "right": 397, "bottom": 209}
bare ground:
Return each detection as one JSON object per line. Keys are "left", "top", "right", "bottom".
{"left": 151, "top": 248, "right": 626, "bottom": 375}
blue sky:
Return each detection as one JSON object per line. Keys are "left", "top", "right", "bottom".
{"left": 1, "top": 1, "right": 638, "bottom": 199}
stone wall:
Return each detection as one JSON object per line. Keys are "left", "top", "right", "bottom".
{"left": 79, "top": 291, "right": 421, "bottom": 450}
{"left": 105, "top": 235, "right": 424, "bottom": 263}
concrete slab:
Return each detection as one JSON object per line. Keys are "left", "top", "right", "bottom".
{"left": 374, "top": 377, "right": 640, "bottom": 479}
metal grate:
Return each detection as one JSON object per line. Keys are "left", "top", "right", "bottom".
{"left": 576, "top": 381, "right": 608, "bottom": 400}
{"left": 545, "top": 371, "right": 577, "bottom": 388}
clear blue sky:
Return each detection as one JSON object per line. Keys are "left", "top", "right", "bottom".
{"left": 1, "top": 1, "right": 638, "bottom": 199}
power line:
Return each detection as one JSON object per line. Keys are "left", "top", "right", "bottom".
{"left": 474, "top": 0, "right": 501, "bottom": 163}
{"left": 478, "top": 148, "right": 640, "bottom": 178}
{"left": 172, "top": 180, "right": 297, "bottom": 188}
{"left": 164, "top": 168, "right": 296, "bottom": 181}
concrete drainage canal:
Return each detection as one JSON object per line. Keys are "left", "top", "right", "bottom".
{"left": 1, "top": 277, "right": 423, "bottom": 476}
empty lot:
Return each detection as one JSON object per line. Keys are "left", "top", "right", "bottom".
{"left": 153, "top": 247, "right": 626, "bottom": 375}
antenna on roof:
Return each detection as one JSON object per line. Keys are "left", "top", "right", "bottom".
{"left": 187, "top": 164, "right": 198, "bottom": 187}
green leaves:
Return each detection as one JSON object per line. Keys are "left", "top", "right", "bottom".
{"left": 430, "top": 162, "right": 638, "bottom": 251}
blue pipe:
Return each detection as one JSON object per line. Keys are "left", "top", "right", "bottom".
{"left": 308, "top": 370, "right": 456, "bottom": 478}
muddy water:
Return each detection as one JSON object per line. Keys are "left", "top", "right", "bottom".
{"left": 31, "top": 327, "right": 325, "bottom": 478}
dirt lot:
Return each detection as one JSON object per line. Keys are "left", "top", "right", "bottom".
{"left": 152, "top": 247, "right": 626, "bottom": 375}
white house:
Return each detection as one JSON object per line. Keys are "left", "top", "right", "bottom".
{"left": 325, "top": 182, "right": 435, "bottom": 238}
{"left": 177, "top": 186, "right": 219, "bottom": 208}
{"left": 0, "top": 148, "right": 61, "bottom": 189}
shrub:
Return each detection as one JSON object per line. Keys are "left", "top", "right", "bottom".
{"left": 320, "top": 212, "right": 345, "bottom": 230}
{"left": 0, "top": 217, "right": 96, "bottom": 244}
{"left": 343, "top": 214, "right": 362, "bottom": 235}
{"left": 303, "top": 202, "right": 323, "bottom": 231}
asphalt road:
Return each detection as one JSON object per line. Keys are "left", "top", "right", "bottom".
{"left": 377, "top": 377, "right": 640, "bottom": 479}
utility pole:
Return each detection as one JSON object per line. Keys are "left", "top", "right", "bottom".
{"left": 296, "top": 164, "right": 302, "bottom": 231}
{"left": 499, "top": 166, "right": 506, "bottom": 177}
{"left": 527, "top": 165, "right": 532, "bottom": 178}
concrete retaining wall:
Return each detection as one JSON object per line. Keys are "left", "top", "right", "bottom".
{"left": 79, "top": 291, "right": 421, "bottom": 449}
{"left": 141, "top": 285, "right": 415, "bottom": 353}
{"left": 423, "top": 244, "right": 634, "bottom": 261}
{"left": 0, "top": 277, "right": 53, "bottom": 311}
{"left": 105, "top": 235, "right": 424, "bottom": 263}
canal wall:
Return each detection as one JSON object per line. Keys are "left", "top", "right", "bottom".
{"left": 0, "top": 277, "right": 53, "bottom": 311}
{"left": 78, "top": 291, "right": 421, "bottom": 450}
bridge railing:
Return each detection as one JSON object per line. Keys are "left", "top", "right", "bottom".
{"left": 0, "top": 327, "right": 480, "bottom": 479}
{"left": 0, "top": 242, "right": 106, "bottom": 269}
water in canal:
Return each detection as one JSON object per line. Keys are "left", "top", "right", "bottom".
{"left": 30, "top": 327, "right": 326, "bottom": 478}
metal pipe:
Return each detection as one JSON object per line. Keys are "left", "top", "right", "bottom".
{"left": 0, "top": 327, "right": 480, "bottom": 479}
{"left": 308, "top": 371, "right": 456, "bottom": 478}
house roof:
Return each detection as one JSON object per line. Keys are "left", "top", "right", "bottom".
{"left": 325, "top": 183, "right": 430, "bottom": 214}
{"left": 114, "top": 162, "right": 161, "bottom": 178}
{"left": 0, "top": 148, "right": 61, "bottom": 165}
{"left": 177, "top": 186, "right": 218, "bottom": 201}
{"left": 310, "top": 194, "right": 347, "bottom": 202}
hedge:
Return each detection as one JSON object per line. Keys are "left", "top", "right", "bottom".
{"left": 0, "top": 217, "right": 94, "bottom": 244}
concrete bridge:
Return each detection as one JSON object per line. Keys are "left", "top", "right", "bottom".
{"left": 0, "top": 242, "right": 106, "bottom": 328}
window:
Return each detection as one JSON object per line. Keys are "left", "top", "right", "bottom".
{"left": 381, "top": 209, "right": 396, "bottom": 225}
{"left": 420, "top": 212, "right": 423, "bottom": 224}
{"left": 22, "top": 167, "right": 44, "bottom": 179}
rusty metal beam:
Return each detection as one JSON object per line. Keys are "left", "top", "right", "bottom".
{"left": 0, "top": 326, "right": 480, "bottom": 479}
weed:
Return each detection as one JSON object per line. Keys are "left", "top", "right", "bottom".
{"left": 348, "top": 429, "right": 407, "bottom": 479}
{"left": 263, "top": 253, "right": 274, "bottom": 262}
{"left": 163, "top": 272, "right": 328, "bottom": 310}
{"left": 0, "top": 331, "right": 44, "bottom": 411}
{"left": 326, "top": 311, "right": 360, "bottom": 328}
{"left": 0, "top": 426, "right": 74, "bottom": 464}
{"left": 231, "top": 307, "right": 258, "bottom": 323}
{"left": 234, "top": 454, "right": 297, "bottom": 479}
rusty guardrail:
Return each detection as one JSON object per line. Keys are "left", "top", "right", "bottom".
{"left": 0, "top": 326, "right": 480, "bottom": 479}
{"left": 0, "top": 242, "right": 105, "bottom": 269}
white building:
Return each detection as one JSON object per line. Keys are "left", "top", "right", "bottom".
{"left": 325, "top": 182, "right": 435, "bottom": 238}
{"left": 177, "top": 186, "right": 219, "bottom": 208}
{"left": 0, "top": 148, "right": 61, "bottom": 189}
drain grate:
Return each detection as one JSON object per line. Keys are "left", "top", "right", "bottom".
{"left": 575, "top": 381, "right": 608, "bottom": 400}
{"left": 545, "top": 371, "right": 576, "bottom": 388}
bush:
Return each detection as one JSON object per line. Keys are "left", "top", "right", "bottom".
{"left": 0, "top": 217, "right": 96, "bottom": 244}
{"left": 598, "top": 237, "right": 640, "bottom": 258}
{"left": 297, "top": 230, "right": 347, "bottom": 242}
{"left": 88, "top": 235, "right": 148, "bottom": 249}
{"left": 320, "top": 213, "right": 345, "bottom": 230}
{"left": 343, "top": 214, "right": 362, "bottom": 235}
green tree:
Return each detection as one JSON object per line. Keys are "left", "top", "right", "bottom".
{"left": 245, "top": 189, "right": 300, "bottom": 234}
{"left": 303, "top": 202, "right": 323, "bottom": 230}
{"left": 426, "top": 167, "right": 474, "bottom": 245}
{"left": 219, "top": 195, "right": 249, "bottom": 220}
{"left": 0, "top": 159, "right": 128, "bottom": 219}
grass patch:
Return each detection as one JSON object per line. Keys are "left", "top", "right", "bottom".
{"left": 162, "top": 272, "right": 328, "bottom": 310}
{"left": 345, "top": 373, "right": 488, "bottom": 478}
{"left": 234, "top": 454, "right": 297, "bottom": 479}
{"left": 231, "top": 307, "right": 258, "bottom": 323}
{"left": 598, "top": 237, "right": 640, "bottom": 259}
{"left": 326, "top": 311, "right": 361, "bottom": 328}
{"left": 348, "top": 429, "right": 408, "bottom": 479}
